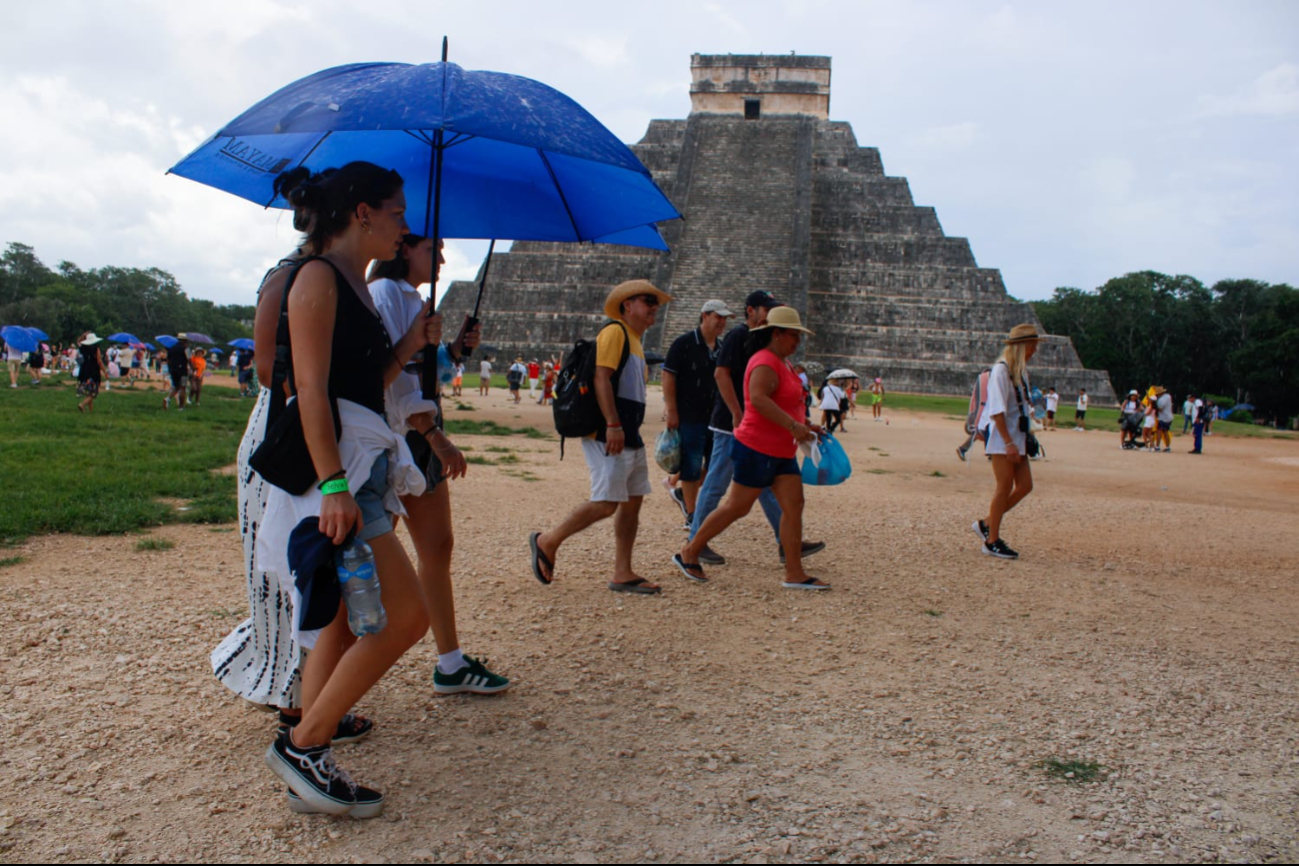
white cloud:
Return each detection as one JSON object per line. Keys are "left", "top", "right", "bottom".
{"left": 914, "top": 121, "right": 981, "bottom": 151}
{"left": 1199, "top": 63, "right": 1299, "bottom": 117}
{"left": 564, "top": 34, "right": 632, "bottom": 70}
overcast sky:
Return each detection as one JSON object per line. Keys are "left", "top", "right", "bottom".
{"left": 1, "top": 0, "right": 1295, "bottom": 308}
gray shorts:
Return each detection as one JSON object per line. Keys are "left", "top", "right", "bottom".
{"left": 354, "top": 452, "right": 393, "bottom": 542}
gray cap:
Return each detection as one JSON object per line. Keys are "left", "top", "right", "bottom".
{"left": 700, "top": 300, "right": 735, "bottom": 316}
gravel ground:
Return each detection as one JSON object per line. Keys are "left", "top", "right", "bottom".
{"left": 1, "top": 391, "right": 1296, "bottom": 864}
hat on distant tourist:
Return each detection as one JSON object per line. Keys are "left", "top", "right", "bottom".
{"left": 744, "top": 290, "right": 781, "bottom": 311}
{"left": 1154, "top": 386, "right": 1168, "bottom": 396}
{"left": 1004, "top": 324, "right": 1042, "bottom": 345}
{"left": 604, "top": 280, "right": 673, "bottom": 320}
{"left": 700, "top": 300, "right": 734, "bottom": 317}
{"left": 751, "top": 306, "right": 814, "bottom": 335}
{"left": 82, "top": 333, "right": 103, "bottom": 345}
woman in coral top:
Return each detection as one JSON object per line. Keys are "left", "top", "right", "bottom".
{"left": 675, "top": 307, "right": 828, "bottom": 590}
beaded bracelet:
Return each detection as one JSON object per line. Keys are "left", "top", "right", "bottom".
{"left": 319, "top": 478, "right": 350, "bottom": 496}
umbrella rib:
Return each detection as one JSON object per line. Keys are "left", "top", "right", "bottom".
{"left": 537, "top": 150, "right": 583, "bottom": 242}
{"left": 263, "top": 131, "right": 333, "bottom": 207}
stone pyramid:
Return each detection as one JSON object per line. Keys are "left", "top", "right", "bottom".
{"left": 439, "top": 54, "right": 1114, "bottom": 400}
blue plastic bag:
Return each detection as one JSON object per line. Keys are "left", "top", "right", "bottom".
{"left": 802, "top": 433, "right": 852, "bottom": 486}
{"left": 654, "top": 428, "right": 682, "bottom": 474}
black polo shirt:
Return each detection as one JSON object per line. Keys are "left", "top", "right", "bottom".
{"left": 709, "top": 323, "right": 753, "bottom": 433}
{"left": 663, "top": 327, "right": 720, "bottom": 426}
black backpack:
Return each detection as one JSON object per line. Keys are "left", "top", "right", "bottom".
{"left": 552, "top": 321, "right": 630, "bottom": 456}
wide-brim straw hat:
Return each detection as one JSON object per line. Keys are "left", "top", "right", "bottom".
{"left": 751, "top": 306, "right": 814, "bottom": 335}
{"left": 193, "top": 348, "right": 207, "bottom": 357}
{"left": 1005, "top": 324, "right": 1043, "bottom": 345}
{"left": 82, "top": 333, "right": 103, "bottom": 345}
{"left": 1153, "top": 386, "right": 1168, "bottom": 396}
{"left": 604, "top": 280, "right": 673, "bottom": 320}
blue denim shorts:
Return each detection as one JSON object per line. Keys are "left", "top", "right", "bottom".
{"left": 677, "top": 422, "right": 711, "bottom": 483}
{"left": 354, "top": 452, "right": 393, "bottom": 542}
{"left": 731, "top": 437, "right": 801, "bottom": 489}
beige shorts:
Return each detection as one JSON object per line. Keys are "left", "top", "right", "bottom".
{"left": 581, "top": 439, "right": 652, "bottom": 503}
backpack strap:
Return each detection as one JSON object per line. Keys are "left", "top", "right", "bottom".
{"left": 266, "top": 255, "right": 339, "bottom": 424}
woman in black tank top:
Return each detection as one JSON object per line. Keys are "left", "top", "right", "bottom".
{"left": 263, "top": 163, "right": 444, "bottom": 816}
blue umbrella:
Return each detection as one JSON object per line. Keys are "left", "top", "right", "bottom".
{"left": 229, "top": 338, "right": 256, "bottom": 350}
{"left": 208, "top": 347, "right": 224, "bottom": 355}
{"left": 107, "top": 332, "right": 143, "bottom": 344}
{"left": 167, "top": 57, "right": 679, "bottom": 247}
{"left": 144, "top": 342, "right": 156, "bottom": 351}
{"left": 1, "top": 326, "right": 39, "bottom": 353}
{"left": 26, "top": 327, "right": 50, "bottom": 341}
{"left": 156, "top": 335, "right": 179, "bottom": 348}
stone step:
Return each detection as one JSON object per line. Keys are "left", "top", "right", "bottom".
{"left": 811, "top": 236, "right": 977, "bottom": 267}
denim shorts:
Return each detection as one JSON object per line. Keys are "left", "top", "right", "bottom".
{"left": 731, "top": 437, "right": 801, "bottom": 489}
{"left": 354, "top": 452, "right": 393, "bottom": 542}
{"left": 677, "top": 422, "right": 711, "bottom": 483}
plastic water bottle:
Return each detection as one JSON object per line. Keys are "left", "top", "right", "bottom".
{"left": 336, "top": 540, "right": 387, "bottom": 636}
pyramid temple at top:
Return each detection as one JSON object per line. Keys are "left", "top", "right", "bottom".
{"left": 440, "top": 53, "right": 1115, "bottom": 399}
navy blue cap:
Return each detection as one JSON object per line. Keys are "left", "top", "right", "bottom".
{"left": 745, "top": 291, "right": 781, "bottom": 310}
{"left": 288, "top": 518, "right": 353, "bottom": 633}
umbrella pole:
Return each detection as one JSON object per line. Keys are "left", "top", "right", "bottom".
{"left": 459, "top": 239, "right": 495, "bottom": 361}
{"left": 421, "top": 38, "right": 450, "bottom": 400}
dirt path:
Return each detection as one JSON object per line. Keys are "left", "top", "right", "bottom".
{"left": 2, "top": 391, "right": 1296, "bottom": 863}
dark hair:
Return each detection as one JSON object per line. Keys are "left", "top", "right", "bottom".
{"left": 368, "top": 234, "right": 428, "bottom": 283}
{"left": 273, "top": 162, "right": 403, "bottom": 254}
{"left": 744, "top": 326, "right": 777, "bottom": 356}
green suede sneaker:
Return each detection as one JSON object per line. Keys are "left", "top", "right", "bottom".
{"left": 433, "top": 655, "right": 512, "bottom": 695}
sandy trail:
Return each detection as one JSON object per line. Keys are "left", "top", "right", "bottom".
{"left": 1, "top": 391, "right": 1296, "bottom": 863}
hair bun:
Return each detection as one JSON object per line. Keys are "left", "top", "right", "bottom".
{"left": 273, "top": 166, "right": 312, "bottom": 202}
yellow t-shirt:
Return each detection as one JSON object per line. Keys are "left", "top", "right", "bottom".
{"left": 592, "top": 320, "right": 648, "bottom": 446}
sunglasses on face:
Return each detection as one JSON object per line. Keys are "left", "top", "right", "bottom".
{"left": 634, "top": 295, "right": 660, "bottom": 308}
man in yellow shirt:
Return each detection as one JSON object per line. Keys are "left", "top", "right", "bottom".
{"left": 530, "top": 280, "right": 672, "bottom": 594}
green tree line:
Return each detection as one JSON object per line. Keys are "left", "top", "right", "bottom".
{"left": 1033, "top": 271, "right": 1299, "bottom": 427}
{"left": 0, "top": 242, "right": 254, "bottom": 347}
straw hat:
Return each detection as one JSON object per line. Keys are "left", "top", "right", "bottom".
{"left": 603, "top": 280, "right": 673, "bottom": 320}
{"left": 751, "top": 306, "right": 814, "bottom": 334}
{"left": 1153, "top": 386, "right": 1168, "bottom": 397}
{"left": 193, "top": 347, "right": 207, "bottom": 358}
{"left": 1004, "top": 324, "right": 1043, "bottom": 345}
{"left": 82, "top": 333, "right": 103, "bottom": 345}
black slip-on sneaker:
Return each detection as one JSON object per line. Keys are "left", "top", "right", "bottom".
{"left": 265, "top": 728, "right": 357, "bottom": 816}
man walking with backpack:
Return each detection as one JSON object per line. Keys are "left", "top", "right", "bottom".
{"left": 529, "top": 280, "right": 672, "bottom": 594}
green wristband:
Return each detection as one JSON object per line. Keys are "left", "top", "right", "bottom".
{"left": 319, "top": 478, "right": 350, "bottom": 496}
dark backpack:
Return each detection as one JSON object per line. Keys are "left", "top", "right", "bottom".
{"left": 552, "top": 321, "right": 630, "bottom": 456}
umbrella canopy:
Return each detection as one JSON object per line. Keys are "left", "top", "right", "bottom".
{"left": 827, "top": 368, "right": 859, "bottom": 380}
{"left": 229, "top": 338, "right": 256, "bottom": 351}
{"left": 106, "top": 332, "right": 143, "bottom": 344}
{"left": 167, "top": 60, "right": 680, "bottom": 247}
{"left": 26, "top": 327, "right": 50, "bottom": 341}
{"left": 1, "top": 326, "right": 39, "bottom": 353}
{"left": 208, "top": 347, "right": 224, "bottom": 355}
{"left": 143, "top": 342, "right": 156, "bottom": 351}
{"left": 156, "top": 335, "right": 179, "bottom": 348}
{"left": 179, "top": 332, "right": 215, "bottom": 344}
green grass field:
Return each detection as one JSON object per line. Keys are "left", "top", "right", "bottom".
{"left": 1, "top": 379, "right": 250, "bottom": 545}
{"left": 860, "top": 391, "right": 1295, "bottom": 440}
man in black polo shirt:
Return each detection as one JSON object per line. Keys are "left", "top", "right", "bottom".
{"left": 686, "top": 291, "right": 825, "bottom": 566}
{"left": 663, "top": 299, "right": 734, "bottom": 525}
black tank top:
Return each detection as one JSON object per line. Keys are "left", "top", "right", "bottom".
{"left": 297, "top": 258, "right": 392, "bottom": 417}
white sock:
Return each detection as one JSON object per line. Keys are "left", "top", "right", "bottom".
{"left": 437, "top": 648, "right": 467, "bottom": 675}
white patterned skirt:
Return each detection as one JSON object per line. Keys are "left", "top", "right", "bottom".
{"left": 210, "top": 387, "right": 301, "bottom": 708}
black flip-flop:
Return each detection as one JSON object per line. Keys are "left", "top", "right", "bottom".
{"left": 782, "top": 577, "right": 831, "bottom": 591}
{"left": 608, "top": 577, "right": 661, "bottom": 594}
{"left": 671, "top": 553, "right": 709, "bottom": 583}
{"left": 529, "top": 532, "right": 553, "bottom": 585}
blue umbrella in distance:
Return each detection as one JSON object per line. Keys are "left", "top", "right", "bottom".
{"left": 156, "top": 335, "right": 179, "bottom": 348}
{"left": 144, "top": 342, "right": 156, "bottom": 351}
{"left": 107, "top": 332, "right": 143, "bottom": 344}
{"left": 26, "top": 327, "right": 50, "bottom": 341}
{"left": 229, "top": 338, "right": 255, "bottom": 351}
{"left": 1, "top": 325, "right": 39, "bottom": 353}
